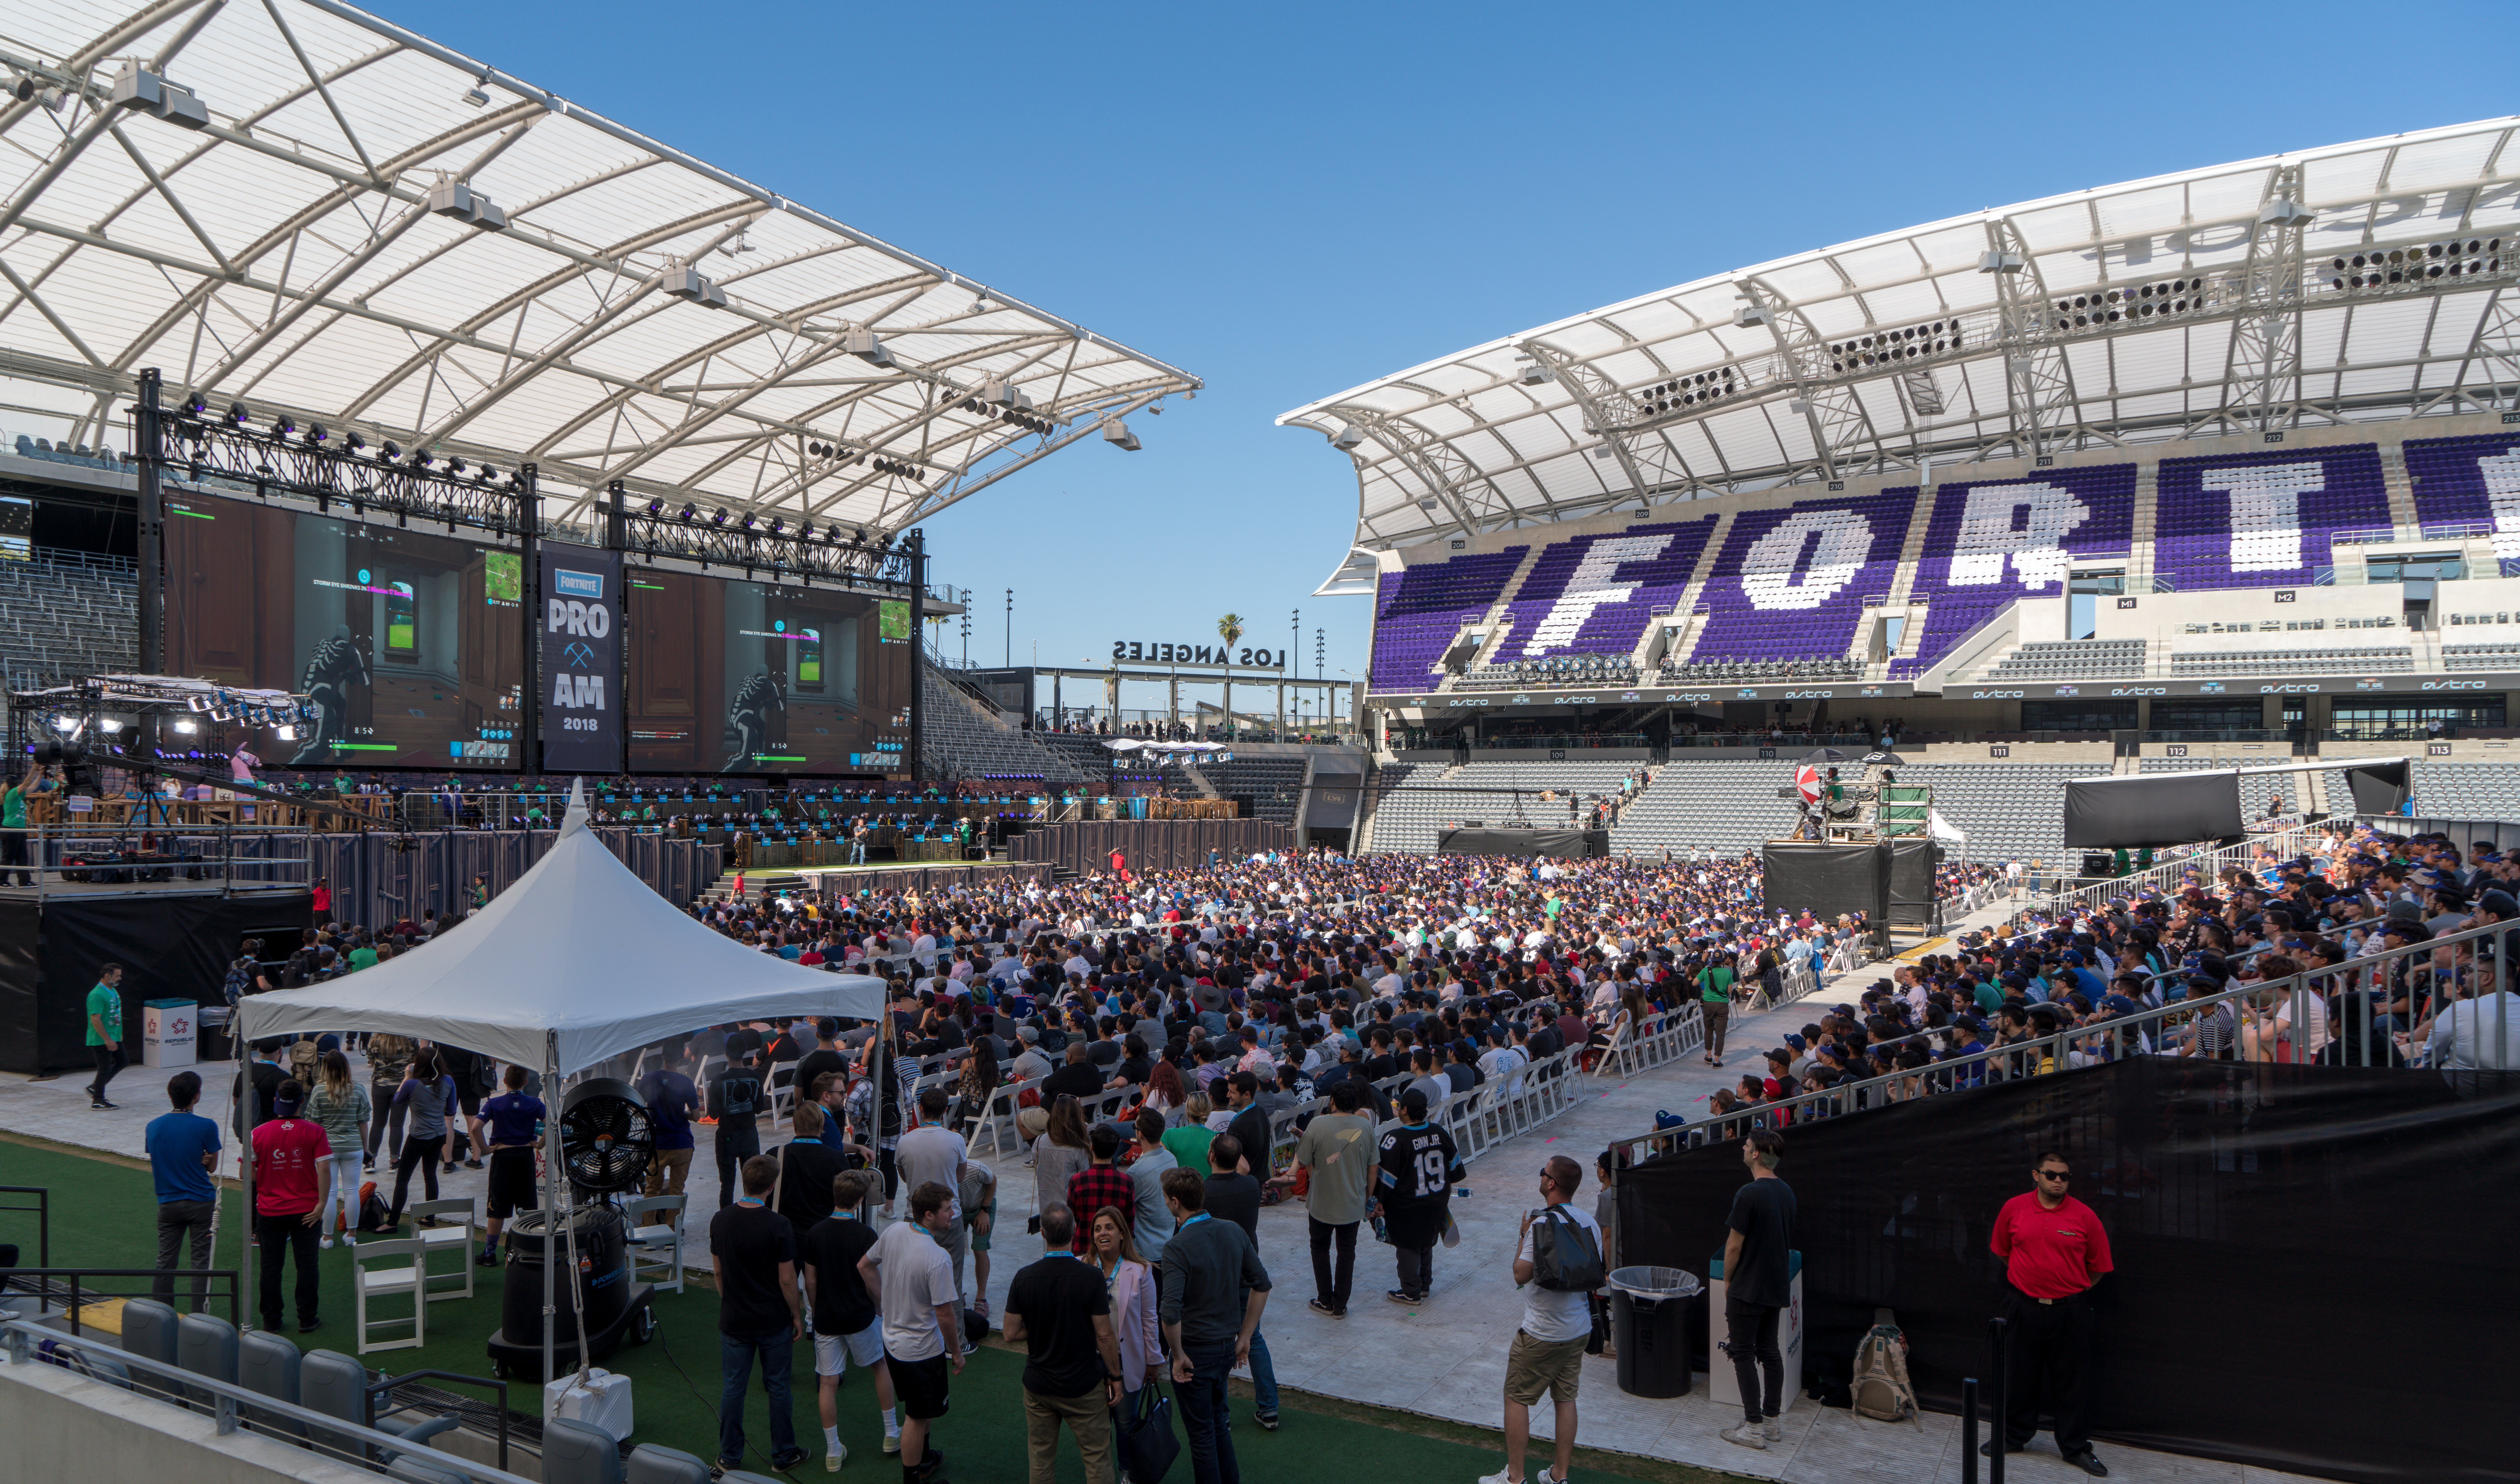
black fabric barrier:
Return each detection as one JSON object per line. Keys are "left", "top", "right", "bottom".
{"left": 0, "top": 892, "right": 313, "bottom": 1074}
{"left": 2342, "top": 760, "right": 2411, "bottom": 816}
{"left": 1436, "top": 826, "right": 1604, "bottom": 858}
{"left": 1616, "top": 1058, "right": 2520, "bottom": 1484}
{"left": 1013, "top": 820, "right": 1295, "bottom": 875}
{"left": 1761, "top": 841, "right": 1888, "bottom": 924}
{"left": 2063, "top": 770, "right": 2244, "bottom": 848}
{"left": 1886, "top": 836, "right": 1939, "bottom": 926}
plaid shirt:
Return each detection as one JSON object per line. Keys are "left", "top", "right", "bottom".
{"left": 1066, "top": 1162, "right": 1136, "bottom": 1235}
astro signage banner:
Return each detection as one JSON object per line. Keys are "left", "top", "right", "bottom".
{"left": 538, "top": 542, "right": 624, "bottom": 772}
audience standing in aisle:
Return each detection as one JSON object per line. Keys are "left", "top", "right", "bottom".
{"left": 1158, "top": 1167, "right": 1271, "bottom": 1484}
{"left": 1002, "top": 1203, "right": 1122, "bottom": 1484}
{"left": 1719, "top": 1130, "right": 1796, "bottom": 1452}
{"left": 711, "top": 1153, "right": 811, "bottom": 1475}
{"left": 144, "top": 1070, "right": 221, "bottom": 1309}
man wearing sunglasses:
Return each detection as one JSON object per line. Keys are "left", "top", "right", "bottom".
{"left": 1985, "top": 1152, "right": 2114, "bottom": 1477}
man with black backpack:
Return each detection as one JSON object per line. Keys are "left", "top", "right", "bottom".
{"left": 711, "top": 1054, "right": 766, "bottom": 1211}
{"left": 1481, "top": 1153, "right": 1602, "bottom": 1484}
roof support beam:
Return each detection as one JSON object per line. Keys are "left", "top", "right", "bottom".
{"left": 2225, "top": 164, "right": 2311, "bottom": 435}
{"left": 1982, "top": 214, "right": 2080, "bottom": 461}
{"left": 1518, "top": 340, "right": 1699, "bottom": 507}
{"left": 1736, "top": 278, "right": 1877, "bottom": 482}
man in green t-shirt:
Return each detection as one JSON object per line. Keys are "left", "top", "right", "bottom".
{"left": 86, "top": 961, "right": 126, "bottom": 1109}
{"left": 1698, "top": 956, "right": 1737, "bottom": 1069}
{"left": 1, "top": 759, "right": 32, "bottom": 887}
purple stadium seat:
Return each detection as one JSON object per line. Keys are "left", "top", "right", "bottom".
{"left": 1496, "top": 517, "right": 1718, "bottom": 660}
{"left": 1367, "top": 547, "right": 1528, "bottom": 690}
{"left": 2151, "top": 444, "right": 2390, "bottom": 592}
{"left": 1689, "top": 490, "right": 1918, "bottom": 665}
{"left": 1900, "top": 465, "right": 2138, "bottom": 676}
{"left": 2403, "top": 432, "right": 2520, "bottom": 554}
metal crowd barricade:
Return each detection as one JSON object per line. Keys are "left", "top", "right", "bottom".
{"left": 1592, "top": 1003, "right": 1707, "bottom": 1080}
{"left": 968, "top": 1073, "right": 1046, "bottom": 1159}
{"left": 1599, "top": 911, "right": 2520, "bottom": 1165}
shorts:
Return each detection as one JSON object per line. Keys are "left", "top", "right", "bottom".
{"left": 485, "top": 1147, "right": 539, "bottom": 1219}
{"left": 814, "top": 1323, "right": 887, "bottom": 1378}
{"left": 889, "top": 1349, "right": 952, "bottom": 1421}
{"left": 1503, "top": 1329, "right": 1587, "bottom": 1406}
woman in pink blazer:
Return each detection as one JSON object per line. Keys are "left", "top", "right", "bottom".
{"left": 1087, "top": 1205, "right": 1163, "bottom": 1409}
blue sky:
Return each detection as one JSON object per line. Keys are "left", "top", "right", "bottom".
{"left": 404, "top": 0, "right": 2510, "bottom": 720}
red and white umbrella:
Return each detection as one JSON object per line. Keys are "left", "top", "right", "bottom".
{"left": 1794, "top": 764, "right": 1822, "bottom": 804}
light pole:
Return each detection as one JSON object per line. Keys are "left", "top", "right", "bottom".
{"left": 1004, "top": 588, "right": 1013, "bottom": 668}
{"left": 960, "top": 588, "right": 971, "bottom": 668}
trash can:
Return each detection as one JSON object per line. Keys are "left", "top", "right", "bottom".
{"left": 141, "top": 999, "right": 198, "bottom": 1069}
{"left": 1608, "top": 1265, "right": 1702, "bottom": 1398}
{"left": 197, "top": 1006, "right": 233, "bottom": 1065}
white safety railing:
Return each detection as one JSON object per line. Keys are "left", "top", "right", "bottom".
{"left": 1590, "top": 1003, "right": 1710, "bottom": 1080}
{"left": 1602, "top": 912, "right": 2519, "bottom": 1166}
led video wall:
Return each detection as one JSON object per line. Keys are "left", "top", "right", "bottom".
{"left": 625, "top": 567, "right": 914, "bottom": 776}
{"left": 163, "top": 490, "right": 525, "bottom": 768}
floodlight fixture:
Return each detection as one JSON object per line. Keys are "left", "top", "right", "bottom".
{"left": 1978, "top": 251, "right": 2026, "bottom": 274}
{"left": 664, "top": 264, "right": 729, "bottom": 308}
{"left": 425, "top": 179, "right": 509, "bottom": 230}
{"left": 107, "top": 62, "right": 209, "bottom": 128}
{"left": 173, "top": 719, "right": 197, "bottom": 734}
{"left": 1102, "top": 417, "right": 1142, "bottom": 452}
{"left": 275, "top": 725, "right": 297, "bottom": 740}
{"left": 843, "top": 328, "right": 893, "bottom": 366}
{"left": 1329, "top": 423, "right": 1365, "bottom": 451}
{"left": 1734, "top": 305, "right": 1771, "bottom": 327}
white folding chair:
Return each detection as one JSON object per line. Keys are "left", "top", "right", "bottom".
{"left": 626, "top": 1194, "right": 687, "bottom": 1295}
{"left": 765, "top": 1060, "right": 798, "bottom": 1132}
{"left": 353, "top": 1238, "right": 428, "bottom": 1354}
{"left": 409, "top": 1197, "right": 478, "bottom": 1303}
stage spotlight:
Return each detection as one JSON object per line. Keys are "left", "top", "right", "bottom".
{"left": 227, "top": 401, "right": 251, "bottom": 426}
{"left": 180, "top": 391, "right": 208, "bottom": 418}
{"left": 273, "top": 414, "right": 296, "bottom": 437}
{"left": 477, "top": 464, "right": 498, "bottom": 483}
{"left": 796, "top": 521, "right": 813, "bottom": 541}
{"left": 413, "top": 448, "right": 435, "bottom": 467}
{"left": 174, "top": 719, "right": 196, "bottom": 734}
{"left": 50, "top": 716, "right": 74, "bottom": 732}
{"left": 679, "top": 502, "right": 698, "bottom": 522}
{"left": 740, "top": 512, "right": 758, "bottom": 531}
{"left": 275, "top": 724, "right": 297, "bottom": 740}
{"left": 446, "top": 456, "right": 467, "bottom": 475}
{"left": 645, "top": 498, "right": 665, "bottom": 515}
{"left": 98, "top": 719, "right": 122, "bottom": 733}
{"left": 854, "top": 526, "right": 868, "bottom": 542}
{"left": 712, "top": 507, "right": 729, "bottom": 526}
{"left": 768, "top": 517, "right": 785, "bottom": 535}
{"left": 343, "top": 430, "right": 365, "bottom": 452}
{"left": 305, "top": 422, "right": 327, "bottom": 445}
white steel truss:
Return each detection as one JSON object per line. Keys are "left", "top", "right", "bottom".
{"left": 0, "top": 0, "right": 1197, "bottom": 540}
{"left": 1283, "top": 116, "right": 2520, "bottom": 552}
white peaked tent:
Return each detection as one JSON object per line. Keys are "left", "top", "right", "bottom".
{"left": 236, "top": 780, "right": 884, "bottom": 1067}
{"left": 233, "top": 779, "right": 884, "bottom": 1372}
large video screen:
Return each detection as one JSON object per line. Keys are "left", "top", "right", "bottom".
{"left": 164, "top": 491, "right": 526, "bottom": 769}
{"left": 626, "top": 568, "right": 913, "bottom": 776}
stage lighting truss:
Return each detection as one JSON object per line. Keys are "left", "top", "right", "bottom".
{"left": 145, "top": 398, "right": 534, "bottom": 536}
{"left": 615, "top": 506, "right": 923, "bottom": 593}
{"left": 7, "top": 674, "right": 318, "bottom": 775}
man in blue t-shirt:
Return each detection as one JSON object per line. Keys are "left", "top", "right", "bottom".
{"left": 638, "top": 1053, "right": 701, "bottom": 1199}
{"left": 145, "top": 1070, "right": 223, "bottom": 1309}
{"left": 473, "top": 1065, "right": 547, "bottom": 1266}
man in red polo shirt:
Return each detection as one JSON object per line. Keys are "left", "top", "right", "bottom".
{"left": 250, "top": 1077, "right": 335, "bottom": 1335}
{"left": 1985, "top": 1150, "right": 2113, "bottom": 1477}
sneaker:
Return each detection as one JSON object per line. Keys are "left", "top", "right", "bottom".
{"left": 464, "top": 1159, "right": 485, "bottom": 1170}
{"left": 319, "top": 1236, "right": 335, "bottom": 1250}
{"left": 297, "top": 1319, "right": 322, "bottom": 1334}
{"left": 1253, "top": 1410, "right": 1278, "bottom": 1432}
{"left": 770, "top": 1446, "right": 810, "bottom": 1472}
{"left": 824, "top": 1442, "right": 845, "bottom": 1472}
{"left": 1386, "top": 1289, "right": 1419, "bottom": 1305}
{"left": 1474, "top": 1470, "right": 1524, "bottom": 1484}
{"left": 1720, "top": 1422, "right": 1767, "bottom": 1451}
{"left": 710, "top": 1460, "right": 736, "bottom": 1480}
{"left": 477, "top": 1249, "right": 500, "bottom": 1267}
{"left": 1762, "top": 1416, "right": 1782, "bottom": 1442}
{"left": 1307, "top": 1298, "right": 1338, "bottom": 1317}
{"left": 881, "top": 1435, "right": 900, "bottom": 1455}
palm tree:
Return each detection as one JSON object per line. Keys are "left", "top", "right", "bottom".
{"left": 1216, "top": 612, "right": 1244, "bottom": 738}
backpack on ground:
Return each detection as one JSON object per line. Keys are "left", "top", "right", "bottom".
{"left": 1850, "top": 1322, "right": 1921, "bottom": 1426}
{"left": 357, "top": 1181, "right": 389, "bottom": 1233}
{"left": 1528, "top": 1208, "right": 1606, "bottom": 1292}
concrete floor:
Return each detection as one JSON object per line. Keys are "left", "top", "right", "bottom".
{"left": 1, "top": 896, "right": 2324, "bottom": 1484}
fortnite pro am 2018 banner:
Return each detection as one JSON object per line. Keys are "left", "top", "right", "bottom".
{"left": 537, "top": 542, "right": 623, "bottom": 772}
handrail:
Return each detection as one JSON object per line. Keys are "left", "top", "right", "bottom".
{"left": 3, "top": 1268, "right": 240, "bottom": 1331}
{"left": 1603, "top": 911, "right": 2517, "bottom": 1165}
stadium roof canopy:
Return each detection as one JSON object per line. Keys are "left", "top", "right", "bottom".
{"left": 1282, "top": 117, "right": 2520, "bottom": 587}
{"left": 0, "top": 0, "right": 1197, "bottom": 537}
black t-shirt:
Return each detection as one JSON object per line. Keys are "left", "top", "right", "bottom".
{"left": 1224, "top": 1104, "right": 1272, "bottom": 1177}
{"left": 1203, "top": 1172, "right": 1263, "bottom": 1239}
{"left": 1724, "top": 1177, "right": 1798, "bottom": 1310}
{"left": 1085, "top": 1038, "right": 1122, "bottom": 1067}
{"left": 709, "top": 1202, "right": 797, "bottom": 1335}
{"left": 1041, "top": 1062, "right": 1105, "bottom": 1101}
{"left": 710, "top": 1066, "right": 765, "bottom": 1127}
{"left": 798, "top": 1215, "right": 879, "bottom": 1336}
{"left": 775, "top": 1139, "right": 850, "bottom": 1233}
{"left": 1115, "top": 1054, "right": 1153, "bottom": 1087}
{"left": 1005, "top": 1252, "right": 1112, "bottom": 1398}
{"left": 794, "top": 1048, "right": 849, "bottom": 1104}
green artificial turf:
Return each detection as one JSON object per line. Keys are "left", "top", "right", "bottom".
{"left": 0, "top": 1134, "right": 1753, "bottom": 1484}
